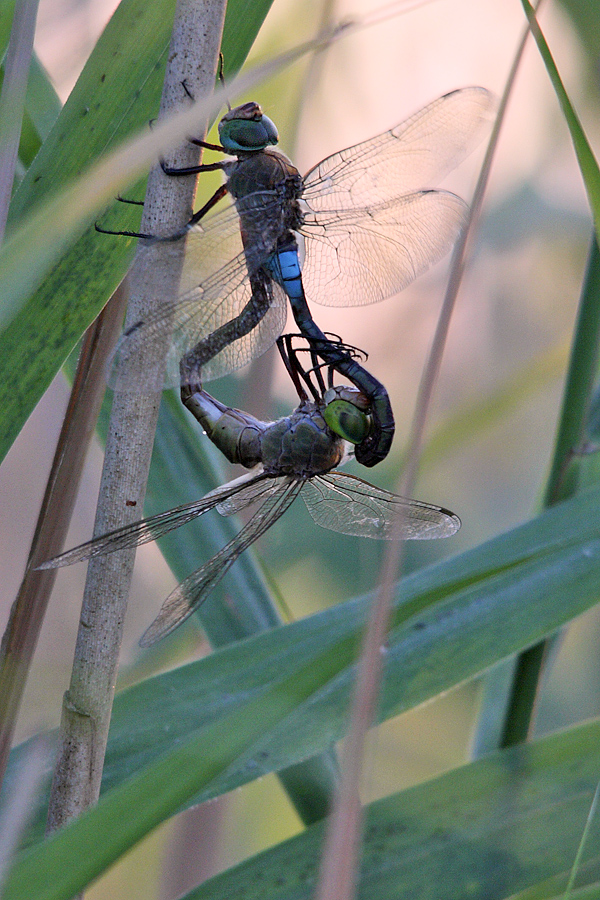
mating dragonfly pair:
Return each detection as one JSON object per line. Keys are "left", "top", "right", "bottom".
{"left": 41, "top": 87, "right": 494, "bottom": 643}
{"left": 42, "top": 336, "right": 460, "bottom": 646}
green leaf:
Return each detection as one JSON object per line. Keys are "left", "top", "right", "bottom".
{"left": 14, "top": 54, "right": 62, "bottom": 168}
{"left": 0, "top": 0, "right": 16, "bottom": 57}
{"left": 6, "top": 482, "right": 600, "bottom": 897}
{"left": 169, "top": 720, "right": 600, "bottom": 900}
{"left": 557, "top": 0, "right": 600, "bottom": 83}
{"left": 0, "top": 0, "right": 274, "bottom": 465}
{"left": 7, "top": 715, "right": 600, "bottom": 899}
{"left": 99, "top": 481, "right": 600, "bottom": 800}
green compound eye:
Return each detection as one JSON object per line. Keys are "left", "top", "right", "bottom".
{"left": 218, "top": 109, "right": 278, "bottom": 152}
{"left": 323, "top": 399, "right": 371, "bottom": 445}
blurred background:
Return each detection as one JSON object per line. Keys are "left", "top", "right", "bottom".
{"left": 2, "top": 0, "right": 600, "bottom": 896}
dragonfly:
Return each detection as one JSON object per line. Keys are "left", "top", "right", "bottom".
{"left": 105, "top": 86, "right": 495, "bottom": 467}
{"left": 39, "top": 336, "right": 460, "bottom": 647}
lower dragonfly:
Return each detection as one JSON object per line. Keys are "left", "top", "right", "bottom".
{"left": 104, "top": 87, "right": 495, "bottom": 467}
{"left": 39, "top": 336, "right": 460, "bottom": 647}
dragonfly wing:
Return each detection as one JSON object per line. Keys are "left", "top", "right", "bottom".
{"left": 139, "top": 476, "right": 304, "bottom": 647}
{"left": 302, "top": 472, "right": 460, "bottom": 540}
{"left": 301, "top": 190, "right": 466, "bottom": 307}
{"left": 217, "top": 476, "right": 287, "bottom": 515}
{"left": 37, "top": 469, "right": 270, "bottom": 569}
{"left": 108, "top": 257, "right": 288, "bottom": 390}
{"left": 181, "top": 276, "right": 287, "bottom": 384}
{"left": 108, "top": 194, "right": 289, "bottom": 392}
{"left": 302, "top": 87, "right": 495, "bottom": 211}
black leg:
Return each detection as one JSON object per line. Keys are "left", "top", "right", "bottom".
{"left": 116, "top": 196, "right": 144, "bottom": 206}
{"left": 95, "top": 222, "right": 154, "bottom": 239}
{"left": 160, "top": 160, "right": 225, "bottom": 176}
{"left": 277, "top": 335, "right": 309, "bottom": 402}
{"left": 95, "top": 181, "right": 229, "bottom": 241}
{"left": 187, "top": 137, "right": 226, "bottom": 152}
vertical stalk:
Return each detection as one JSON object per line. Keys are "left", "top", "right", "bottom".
{"left": 46, "top": 0, "right": 227, "bottom": 833}
{"left": 543, "top": 238, "right": 600, "bottom": 506}
{"left": 0, "top": 285, "right": 127, "bottom": 790}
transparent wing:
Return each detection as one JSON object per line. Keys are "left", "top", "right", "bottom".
{"left": 302, "top": 87, "right": 495, "bottom": 211}
{"left": 108, "top": 194, "right": 289, "bottom": 393}
{"left": 37, "top": 468, "right": 270, "bottom": 569}
{"left": 139, "top": 477, "right": 304, "bottom": 647}
{"left": 301, "top": 190, "right": 466, "bottom": 308}
{"left": 217, "top": 476, "right": 287, "bottom": 515}
{"left": 302, "top": 472, "right": 460, "bottom": 540}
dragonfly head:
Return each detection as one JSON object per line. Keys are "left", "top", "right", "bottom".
{"left": 218, "top": 102, "right": 279, "bottom": 152}
{"left": 322, "top": 387, "right": 372, "bottom": 446}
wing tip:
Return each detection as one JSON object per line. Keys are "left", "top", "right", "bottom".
{"left": 434, "top": 508, "right": 461, "bottom": 539}
{"left": 138, "top": 617, "right": 172, "bottom": 648}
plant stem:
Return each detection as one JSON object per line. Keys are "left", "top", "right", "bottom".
{"left": 544, "top": 238, "right": 600, "bottom": 506}
{"left": 0, "top": 286, "right": 127, "bottom": 790}
{"left": 45, "top": 0, "right": 227, "bottom": 833}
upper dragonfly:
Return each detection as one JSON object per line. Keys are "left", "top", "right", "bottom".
{"left": 106, "top": 87, "right": 495, "bottom": 465}
{"left": 40, "top": 336, "right": 460, "bottom": 647}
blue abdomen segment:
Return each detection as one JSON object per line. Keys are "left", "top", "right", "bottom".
{"left": 266, "top": 249, "right": 303, "bottom": 300}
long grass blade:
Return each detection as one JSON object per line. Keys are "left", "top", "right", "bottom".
{"left": 521, "top": 0, "right": 600, "bottom": 232}
{"left": 0, "top": 0, "right": 39, "bottom": 238}
{"left": 498, "top": 3, "right": 600, "bottom": 748}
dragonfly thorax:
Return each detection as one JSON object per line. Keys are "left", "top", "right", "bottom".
{"left": 224, "top": 151, "right": 305, "bottom": 266}
{"left": 225, "top": 149, "right": 303, "bottom": 204}
{"left": 259, "top": 403, "right": 345, "bottom": 477}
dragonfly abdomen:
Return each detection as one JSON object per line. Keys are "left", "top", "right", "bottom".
{"left": 266, "top": 245, "right": 303, "bottom": 301}
{"left": 182, "top": 386, "right": 265, "bottom": 469}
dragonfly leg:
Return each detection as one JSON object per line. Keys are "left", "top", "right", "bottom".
{"left": 178, "top": 71, "right": 228, "bottom": 150}
{"left": 95, "top": 181, "right": 229, "bottom": 241}
{"left": 277, "top": 334, "right": 335, "bottom": 402}
{"left": 186, "top": 138, "right": 226, "bottom": 151}
{"left": 186, "top": 183, "right": 228, "bottom": 227}
{"left": 277, "top": 335, "right": 311, "bottom": 402}
{"left": 308, "top": 342, "right": 328, "bottom": 396}
{"left": 160, "top": 159, "right": 225, "bottom": 177}
{"left": 95, "top": 222, "right": 154, "bottom": 239}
